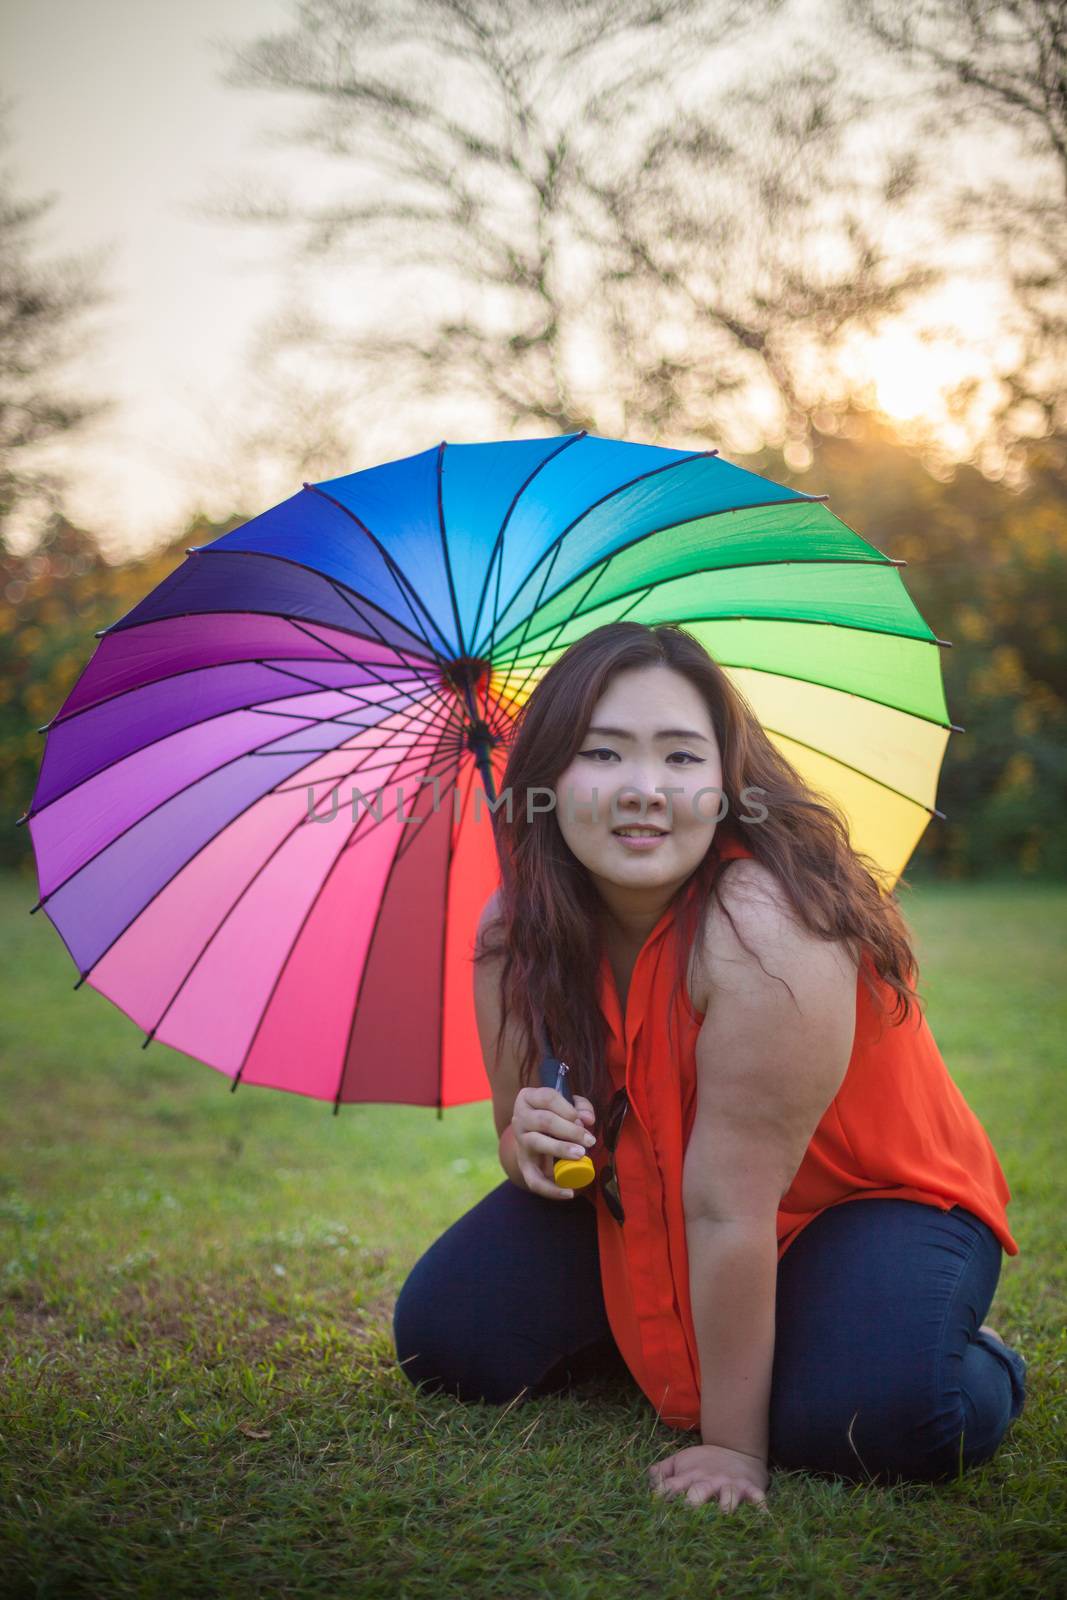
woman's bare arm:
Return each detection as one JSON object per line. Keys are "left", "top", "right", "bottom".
{"left": 683, "top": 860, "right": 858, "bottom": 1453}
{"left": 473, "top": 892, "right": 597, "bottom": 1203}
{"left": 474, "top": 892, "right": 533, "bottom": 1189}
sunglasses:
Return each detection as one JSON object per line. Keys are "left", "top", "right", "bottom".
{"left": 599, "top": 1086, "right": 630, "bottom": 1225}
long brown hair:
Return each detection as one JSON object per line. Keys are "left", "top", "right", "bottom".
{"left": 476, "top": 621, "right": 923, "bottom": 1123}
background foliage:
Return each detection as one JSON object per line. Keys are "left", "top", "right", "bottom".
{"left": 5, "top": 409, "right": 1064, "bottom": 880}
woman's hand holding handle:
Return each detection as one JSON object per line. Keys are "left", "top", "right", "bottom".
{"left": 510, "top": 1086, "right": 596, "bottom": 1199}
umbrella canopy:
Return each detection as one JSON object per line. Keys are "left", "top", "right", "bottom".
{"left": 23, "top": 431, "right": 954, "bottom": 1112}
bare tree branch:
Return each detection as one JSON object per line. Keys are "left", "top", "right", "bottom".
{"left": 0, "top": 101, "right": 116, "bottom": 548}
{"left": 199, "top": 0, "right": 980, "bottom": 459}
{"left": 844, "top": 0, "right": 1067, "bottom": 468}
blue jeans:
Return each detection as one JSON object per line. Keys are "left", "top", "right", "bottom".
{"left": 393, "top": 1184, "right": 1027, "bottom": 1484}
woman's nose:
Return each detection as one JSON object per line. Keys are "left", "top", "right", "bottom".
{"left": 613, "top": 782, "right": 670, "bottom": 819}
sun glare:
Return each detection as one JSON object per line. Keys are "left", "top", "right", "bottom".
{"left": 867, "top": 333, "right": 977, "bottom": 421}
{"left": 833, "top": 279, "right": 1013, "bottom": 447}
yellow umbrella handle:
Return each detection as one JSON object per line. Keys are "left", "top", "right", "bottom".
{"left": 553, "top": 1152, "right": 596, "bottom": 1189}
{"left": 539, "top": 1049, "right": 597, "bottom": 1191}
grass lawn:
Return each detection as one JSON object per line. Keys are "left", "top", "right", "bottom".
{"left": 1, "top": 868, "right": 1064, "bottom": 1598}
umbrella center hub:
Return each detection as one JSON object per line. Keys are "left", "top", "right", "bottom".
{"left": 440, "top": 655, "right": 492, "bottom": 699}
{"left": 440, "top": 656, "right": 501, "bottom": 758}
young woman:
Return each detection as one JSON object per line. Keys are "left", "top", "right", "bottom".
{"left": 392, "top": 621, "right": 1026, "bottom": 1512}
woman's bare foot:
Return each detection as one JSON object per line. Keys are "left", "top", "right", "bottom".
{"left": 979, "top": 1323, "right": 1005, "bottom": 1344}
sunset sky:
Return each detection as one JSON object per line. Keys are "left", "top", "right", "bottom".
{"left": 2, "top": 0, "right": 1019, "bottom": 560}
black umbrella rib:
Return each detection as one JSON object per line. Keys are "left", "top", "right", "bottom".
{"left": 468, "top": 430, "right": 588, "bottom": 673}
{"left": 682, "top": 655, "right": 963, "bottom": 734}
{"left": 472, "top": 446, "right": 722, "bottom": 660}
{"left": 273, "top": 705, "right": 507, "bottom": 803}
{"left": 475, "top": 490, "right": 882, "bottom": 663}
{"left": 489, "top": 549, "right": 917, "bottom": 658}
{"left": 484, "top": 528, "right": 918, "bottom": 716}
{"left": 302, "top": 483, "right": 455, "bottom": 661}
{"left": 284, "top": 611, "right": 439, "bottom": 686}
{"left": 435, "top": 441, "right": 468, "bottom": 660}
{"left": 26, "top": 656, "right": 454, "bottom": 822}
{"left": 495, "top": 614, "right": 966, "bottom": 732}
{"left": 245, "top": 728, "right": 466, "bottom": 761}
{"left": 329, "top": 708, "right": 471, "bottom": 1116}
{"left": 79, "top": 720, "right": 465, "bottom": 1046}
{"left": 753, "top": 723, "right": 949, "bottom": 818}
{"left": 275, "top": 617, "right": 454, "bottom": 748}
{"left": 429, "top": 754, "right": 478, "bottom": 1119}
{"left": 508, "top": 606, "right": 951, "bottom": 655}
{"left": 40, "top": 605, "right": 434, "bottom": 735}
{"left": 251, "top": 701, "right": 500, "bottom": 773}
{"left": 97, "top": 541, "right": 440, "bottom": 656}
{"left": 489, "top": 552, "right": 936, "bottom": 696}
{"left": 272, "top": 733, "right": 466, "bottom": 796}
{"left": 178, "top": 733, "right": 469, "bottom": 1077}
{"left": 485, "top": 535, "right": 569, "bottom": 709}
{"left": 487, "top": 546, "right": 615, "bottom": 718}
{"left": 33, "top": 650, "right": 424, "bottom": 742}
{"left": 253, "top": 656, "right": 458, "bottom": 748}
{"left": 32, "top": 690, "right": 461, "bottom": 911}
{"left": 90, "top": 603, "right": 431, "bottom": 652}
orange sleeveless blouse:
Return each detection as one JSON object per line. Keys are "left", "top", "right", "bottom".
{"left": 587, "top": 827, "right": 1018, "bottom": 1431}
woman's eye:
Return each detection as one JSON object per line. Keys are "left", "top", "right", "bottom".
{"left": 577, "top": 749, "right": 702, "bottom": 764}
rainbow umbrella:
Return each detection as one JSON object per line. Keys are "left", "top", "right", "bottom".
{"left": 22, "top": 431, "right": 955, "bottom": 1113}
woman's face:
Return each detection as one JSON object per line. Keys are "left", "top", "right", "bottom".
{"left": 553, "top": 664, "right": 724, "bottom": 913}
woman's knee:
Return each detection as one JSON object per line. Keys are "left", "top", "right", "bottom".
{"left": 868, "top": 1311, "right": 1028, "bottom": 1482}
{"left": 769, "top": 1383, "right": 937, "bottom": 1484}
{"left": 391, "top": 1182, "right": 604, "bottom": 1407}
{"left": 770, "top": 1337, "right": 1024, "bottom": 1485}
{"left": 392, "top": 1262, "right": 448, "bottom": 1395}
{"left": 914, "top": 1333, "right": 1027, "bottom": 1481}
{"left": 769, "top": 1199, "right": 1021, "bottom": 1484}
{"left": 392, "top": 1241, "right": 537, "bottom": 1405}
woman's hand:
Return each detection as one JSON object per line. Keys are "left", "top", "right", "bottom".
{"left": 510, "top": 1086, "right": 596, "bottom": 1199}
{"left": 648, "top": 1443, "right": 770, "bottom": 1514}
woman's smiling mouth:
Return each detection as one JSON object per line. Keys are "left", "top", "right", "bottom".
{"left": 612, "top": 825, "right": 669, "bottom": 848}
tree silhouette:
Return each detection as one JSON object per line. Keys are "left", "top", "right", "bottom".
{"left": 844, "top": 0, "right": 1067, "bottom": 473}
{"left": 205, "top": 0, "right": 942, "bottom": 454}
{"left": 0, "top": 101, "right": 114, "bottom": 551}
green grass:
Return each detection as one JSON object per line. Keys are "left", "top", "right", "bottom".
{"left": 1, "top": 868, "right": 1064, "bottom": 1598}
